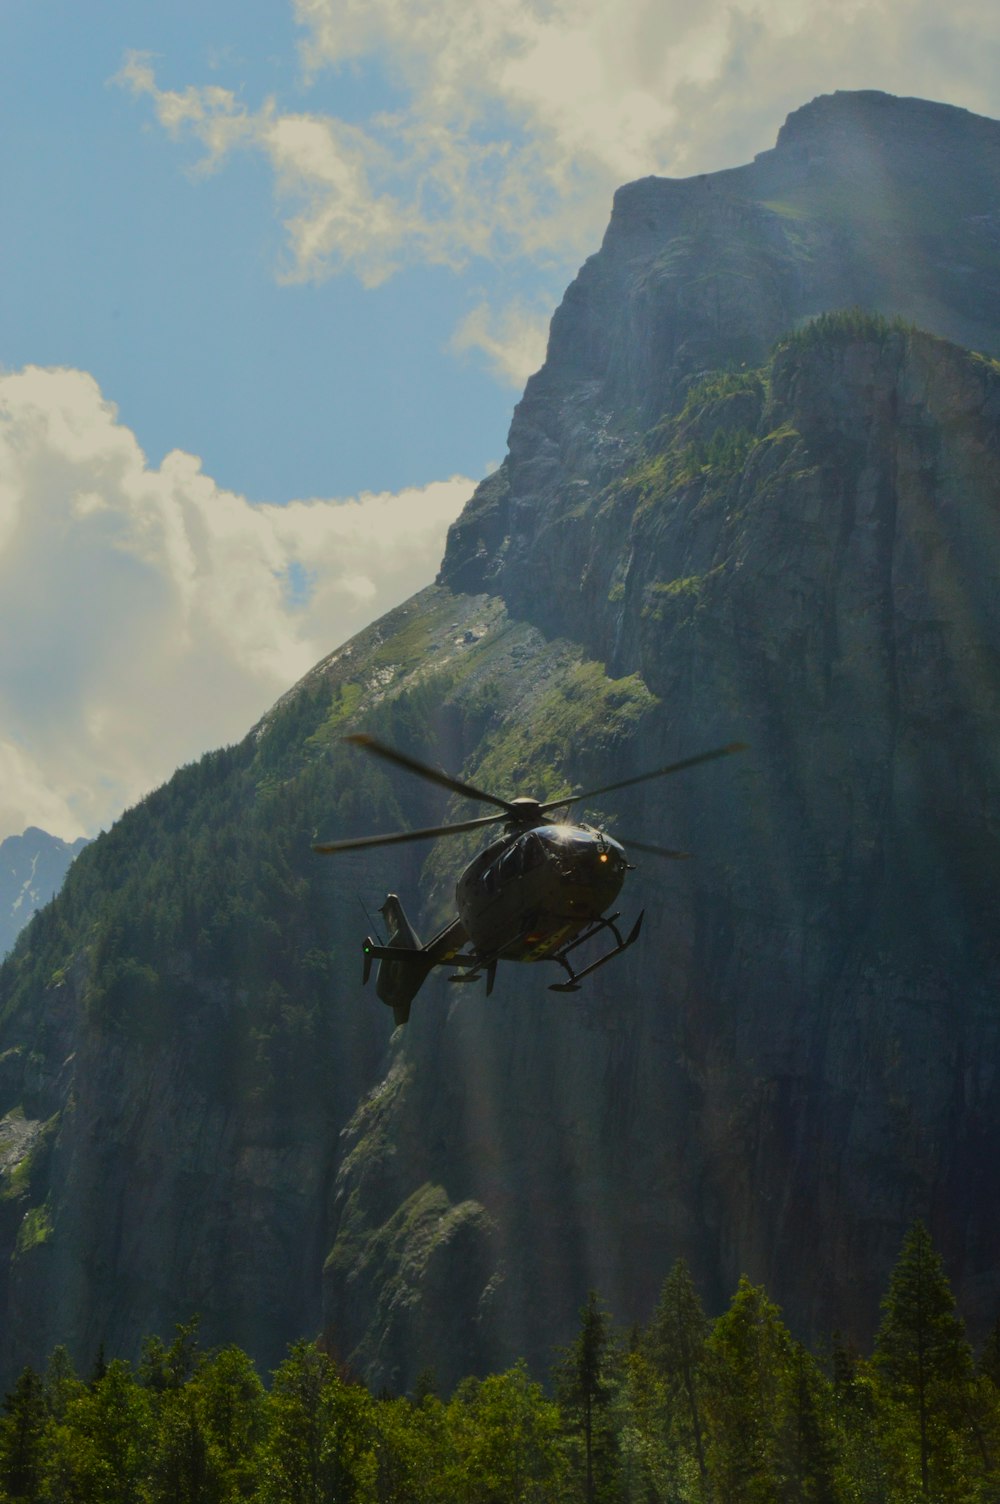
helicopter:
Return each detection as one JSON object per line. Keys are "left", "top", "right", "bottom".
{"left": 314, "top": 733, "right": 746, "bottom": 1025}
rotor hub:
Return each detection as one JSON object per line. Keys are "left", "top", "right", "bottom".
{"left": 507, "top": 796, "right": 544, "bottom": 824}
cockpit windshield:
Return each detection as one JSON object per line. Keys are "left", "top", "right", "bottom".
{"left": 536, "top": 824, "right": 607, "bottom": 851}
{"left": 461, "top": 823, "right": 625, "bottom": 900}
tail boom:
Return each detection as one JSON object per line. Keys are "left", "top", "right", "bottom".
{"left": 363, "top": 895, "right": 467, "bottom": 1025}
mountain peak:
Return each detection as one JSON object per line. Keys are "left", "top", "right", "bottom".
{"left": 771, "top": 88, "right": 1000, "bottom": 159}
{"left": 0, "top": 827, "right": 89, "bottom": 957}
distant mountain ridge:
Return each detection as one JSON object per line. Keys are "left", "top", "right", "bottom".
{"left": 0, "top": 828, "right": 88, "bottom": 958}
{"left": 1, "top": 91, "right": 999, "bottom": 1393}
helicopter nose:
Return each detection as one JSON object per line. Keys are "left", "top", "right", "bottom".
{"left": 592, "top": 848, "right": 625, "bottom": 887}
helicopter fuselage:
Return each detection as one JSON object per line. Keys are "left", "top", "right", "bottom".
{"left": 455, "top": 822, "right": 629, "bottom": 960}
{"left": 318, "top": 728, "right": 744, "bottom": 1019}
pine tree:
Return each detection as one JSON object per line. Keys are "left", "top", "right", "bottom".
{"left": 703, "top": 1275, "right": 794, "bottom": 1503}
{"left": 147, "top": 1386, "right": 216, "bottom": 1504}
{"left": 44, "top": 1359, "right": 153, "bottom": 1504}
{"left": 873, "top": 1220, "right": 975, "bottom": 1500}
{"left": 139, "top": 1317, "right": 202, "bottom": 1394}
{"left": 450, "top": 1361, "right": 567, "bottom": 1502}
{"left": 555, "top": 1291, "right": 618, "bottom": 1504}
{"left": 258, "top": 1341, "right": 376, "bottom": 1504}
{"left": 777, "top": 1342, "right": 840, "bottom": 1503}
{"left": 614, "top": 1349, "right": 681, "bottom": 1503}
{"left": 194, "top": 1346, "right": 266, "bottom": 1501}
{"left": 644, "top": 1256, "right": 710, "bottom": 1487}
{"left": 0, "top": 1366, "right": 48, "bottom": 1502}
{"left": 43, "top": 1347, "right": 81, "bottom": 1424}
{"left": 830, "top": 1343, "right": 890, "bottom": 1504}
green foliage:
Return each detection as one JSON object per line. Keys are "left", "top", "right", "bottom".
{"left": 45, "top": 1358, "right": 154, "bottom": 1504}
{"left": 778, "top": 1343, "right": 840, "bottom": 1504}
{"left": 0, "top": 1366, "right": 47, "bottom": 1502}
{"left": 607, "top": 310, "right": 927, "bottom": 531}
{"left": 5, "top": 1229, "right": 1000, "bottom": 1503}
{"left": 0, "top": 1114, "right": 59, "bottom": 1209}
{"left": 466, "top": 659, "right": 657, "bottom": 814}
{"left": 703, "top": 1275, "right": 795, "bottom": 1502}
{"left": 555, "top": 1291, "right": 619, "bottom": 1504}
{"left": 679, "top": 366, "right": 766, "bottom": 417}
{"left": 258, "top": 1341, "right": 376, "bottom": 1504}
{"left": 676, "top": 425, "right": 758, "bottom": 481}
{"left": 614, "top": 1350, "right": 682, "bottom": 1503}
{"left": 874, "top": 1221, "right": 977, "bottom": 1501}
{"left": 0, "top": 658, "right": 406, "bottom": 1117}
{"left": 643, "top": 1258, "right": 709, "bottom": 1487}
{"left": 778, "top": 307, "right": 913, "bottom": 352}
{"left": 14, "top": 1203, "right": 52, "bottom": 1256}
{"left": 446, "top": 1362, "right": 567, "bottom": 1502}
{"left": 609, "top": 361, "right": 766, "bottom": 522}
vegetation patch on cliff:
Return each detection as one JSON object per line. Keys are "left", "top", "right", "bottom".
{"left": 468, "top": 658, "right": 658, "bottom": 804}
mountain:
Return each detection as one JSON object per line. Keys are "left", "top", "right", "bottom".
{"left": 1, "top": 90, "right": 1000, "bottom": 1394}
{"left": 0, "top": 828, "right": 89, "bottom": 958}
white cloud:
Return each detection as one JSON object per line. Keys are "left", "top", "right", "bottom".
{"left": 0, "top": 366, "right": 472, "bottom": 842}
{"left": 121, "top": 0, "right": 1000, "bottom": 299}
{"left": 450, "top": 300, "right": 550, "bottom": 387}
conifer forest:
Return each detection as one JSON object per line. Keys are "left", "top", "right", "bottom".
{"left": 3, "top": 1223, "right": 1000, "bottom": 1502}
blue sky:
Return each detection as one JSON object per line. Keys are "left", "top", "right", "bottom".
{"left": 0, "top": 0, "right": 520, "bottom": 503}
{"left": 3, "top": 0, "right": 1000, "bottom": 841}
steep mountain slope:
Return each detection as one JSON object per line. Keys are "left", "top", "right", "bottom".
{"left": 323, "top": 319, "right": 1000, "bottom": 1388}
{"left": 0, "top": 829, "right": 88, "bottom": 958}
{"left": 1, "top": 91, "right": 999, "bottom": 1393}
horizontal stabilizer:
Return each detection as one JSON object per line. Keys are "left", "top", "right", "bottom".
{"left": 363, "top": 907, "right": 469, "bottom": 1023}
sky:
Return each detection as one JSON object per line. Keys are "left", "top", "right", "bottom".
{"left": 3, "top": 0, "right": 1000, "bottom": 843}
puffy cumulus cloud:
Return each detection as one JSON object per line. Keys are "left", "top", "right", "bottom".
{"left": 122, "top": 0, "right": 1000, "bottom": 302}
{"left": 0, "top": 366, "right": 472, "bottom": 842}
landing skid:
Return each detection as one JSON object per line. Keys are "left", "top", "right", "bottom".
{"left": 548, "top": 911, "right": 644, "bottom": 992}
{"left": 441, "top": 911, "right": 644, "bottom": 997}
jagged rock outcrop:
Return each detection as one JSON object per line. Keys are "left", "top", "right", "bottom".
{"left": 2, "top": 91, "right": 1000, "bottom": 1395}
{"left": 442, "top": 89, "right": 1000, "bottom": 640}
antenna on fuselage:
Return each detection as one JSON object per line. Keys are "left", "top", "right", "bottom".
{"left": 358, "top": 896, "right": 385, "bottom": 946}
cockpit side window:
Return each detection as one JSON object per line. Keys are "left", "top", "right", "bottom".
{"left": 520, "top": 833, "right": 545, "bottom": 872}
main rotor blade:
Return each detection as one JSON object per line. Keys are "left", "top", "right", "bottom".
{"left": 313, "top": 811, "right": 507, "bottom": 856}
{"left": 344, "top": 733, "right": 515, "bottom": 813}
{"left": 540, "top": 741, "right": 748, "bottom": 812}
{"left": 616, "top": 834, "right": 693, "bottom": 860}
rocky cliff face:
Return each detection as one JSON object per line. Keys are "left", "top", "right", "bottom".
{"left": 2, "top": 91, "right": 1000, "bottom": 1394}
{"left": 443, "top": 89, "right": 1000, "bottom": 638}
{"left": 322, "top": 321, "right": 1000, "bottom": 1389}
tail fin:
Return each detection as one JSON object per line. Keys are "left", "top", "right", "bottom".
{"left": 380, "top": 894, "right": 422, "bottom": 951}
{"left": 370, "top": 895, "right": 433, "bottom": 1026}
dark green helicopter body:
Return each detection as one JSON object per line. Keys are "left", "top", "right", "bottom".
{"left": 315, "top": 734, "right": 744, "bottom": 1025}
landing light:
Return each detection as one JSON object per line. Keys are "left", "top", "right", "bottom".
{"left": 599, "top": 853, "right": 609, "bottom": 863}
